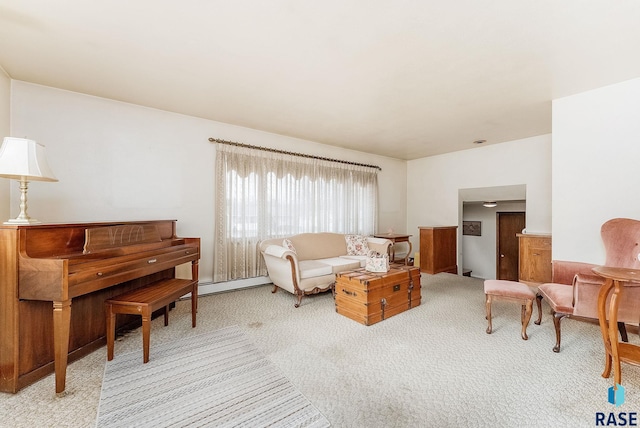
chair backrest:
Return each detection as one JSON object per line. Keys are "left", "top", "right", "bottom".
{"left": 601, "top": 218, "right": 640, "bottom": 269}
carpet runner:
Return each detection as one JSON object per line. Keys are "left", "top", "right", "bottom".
{"left": 96, "top": 325, "right": 330, "bottom": 427}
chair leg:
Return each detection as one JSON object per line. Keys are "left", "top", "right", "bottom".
{"left": 106, "top": 303, "right": 116, "bottom": 361}
{"left": 141, "top": 308, "right": 151, "bottom": 363}
{"left": 271, "top": 284, "right": 278, "bottom": 293}
{"left": 191, "top": 281, "right": 197, "bottom": 328}
{"left": 485, "top": 294, "right": 493, "bottom": 334}
{"left": 618, "top": 322, "right": 628, "bottom": 342}
{"left": 552, "top": 312, "right": 568, "bottom": 353}
{"left": 294, "top": 292, "right": 303, "bottom": 308}
{"left": 534, "top": 294, "right": 543, "bottom": 325}
{"left": 521, "top": 299, "right": 533, "bottom": 341}
{"left": 163, "top": 305, "right": 169, "bottom": 327}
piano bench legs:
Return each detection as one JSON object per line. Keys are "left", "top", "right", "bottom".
{"left": 105, "top": 278, "right": 198, "bottom": 363}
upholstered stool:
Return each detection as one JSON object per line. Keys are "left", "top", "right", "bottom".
{"left": 484, "top": 280, "right": 535, "bottom": 340}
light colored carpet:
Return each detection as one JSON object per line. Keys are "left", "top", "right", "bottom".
{"left": 3, "top": 273, "right": 640, "bottom": 427}
{"left": 96, "top": 325, "right": 329, "bottom": 428}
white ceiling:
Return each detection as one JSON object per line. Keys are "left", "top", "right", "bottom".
{"left": 460, "top": 184, "right": 526, "bottom": 204}
{"left": 2, "top": 1, "right": 640, "bottom": 160}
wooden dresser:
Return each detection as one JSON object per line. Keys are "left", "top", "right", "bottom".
{"left": 517, "top": 233, "right": 552, "bottom": 285}
{"left": 418, "top": 226, "right": 458, "bottom": 274}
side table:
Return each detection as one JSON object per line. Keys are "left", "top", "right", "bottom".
{"left": 593, "top": 265, "right": 640, "bottom": 387}
{"left": 374, "top": 233, "right": 412, "bottom": 265}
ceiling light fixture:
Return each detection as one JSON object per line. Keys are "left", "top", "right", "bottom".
{"left": 483, "top": 201, "right": 497, "bottom": 208}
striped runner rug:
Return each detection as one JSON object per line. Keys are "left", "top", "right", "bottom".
{"left": 96, "top": 325, "right": 330, "bottom": 427}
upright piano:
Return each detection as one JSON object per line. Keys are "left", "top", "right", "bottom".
{"left": 0, "top": 220, "right": 200, "bottom": 393}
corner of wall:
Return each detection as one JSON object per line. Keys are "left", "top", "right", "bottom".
{"left": 0, "top": 68, "right": 11, "bottom": 221}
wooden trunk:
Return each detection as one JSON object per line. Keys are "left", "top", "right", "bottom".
{"left": 334, "top": 265, "right": 421, "bottom": 326}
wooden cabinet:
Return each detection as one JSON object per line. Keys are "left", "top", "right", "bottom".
{"left": 419, "top": 226, "right": 458, "bottom": 274}
{"left": 517, "top": 233, "right": 552, "bottom": 285}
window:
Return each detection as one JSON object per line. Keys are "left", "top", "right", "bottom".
{"left": 213, "top": 143, "right": 378, "bottom": 282}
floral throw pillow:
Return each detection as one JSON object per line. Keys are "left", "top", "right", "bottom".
{"left": 345, "top": 234, "right": 369, "bottom": 256}
{"left": 282, "top": 238, "right": 296, "bottom": 253}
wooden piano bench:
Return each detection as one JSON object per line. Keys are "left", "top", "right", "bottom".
{"left": 105, "top": 278, "right": 198, "bottom": 363}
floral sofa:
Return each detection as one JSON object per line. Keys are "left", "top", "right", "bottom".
{"left": 259, "top": 233, "right": 392, "bottom": 307}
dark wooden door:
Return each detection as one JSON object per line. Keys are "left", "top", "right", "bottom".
{"left": 496, "top": 212, "right": 526, "bottom": 280}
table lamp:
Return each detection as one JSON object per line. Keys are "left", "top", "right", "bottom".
{"left": 0, "top": 137, "right": 58, "bottom": 225}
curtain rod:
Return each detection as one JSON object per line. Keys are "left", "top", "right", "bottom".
{"left": 208, "top": 138, "right": 382, "bottom": 171}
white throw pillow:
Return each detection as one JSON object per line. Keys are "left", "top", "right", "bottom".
{"left": 345, "top": 234, "right": 369, "bottom": 256}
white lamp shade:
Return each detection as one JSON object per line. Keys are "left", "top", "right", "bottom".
{"left": 0, "top": 137, "right": 58, "bottom": 182}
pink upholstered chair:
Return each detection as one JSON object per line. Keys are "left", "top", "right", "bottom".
{"left": 536, "top": 218, "right": 640, "bottom": 352}
{"left": 598, "top": 218, "right": 640, "bottom": 324}
{"left": 534, "top": 261, "right": 619, "bottom": 352}
{"left": 600, "top": 218, "right": 640, "bottom": 271}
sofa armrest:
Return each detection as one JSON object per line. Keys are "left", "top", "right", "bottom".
{"left": 572, "top": 273, "right": 606, "bottom": 318}
{"left": 574, "top": 273, "right": 605, "bottom": 287}
{"left": 261, "top": 245, "right": 300, "bottom": 294}
{"left": 551, "top": 260, "right": 599, "bottom": 285}
{"left": 264, "top": 244, "right": 296, "bottom": 259}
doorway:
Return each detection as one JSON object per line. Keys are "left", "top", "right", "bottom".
{"left": 458, "top": 184, "right": 527, "bottom": 279}
{"left": 496, "top": 212, "right": 526, "bottom": 281}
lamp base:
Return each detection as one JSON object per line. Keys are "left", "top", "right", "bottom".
{"left": 5, "top": 177, "right": 46, "bottom": 226}
{"left": 4, "top": 217, "right": 42, "bottom": 225}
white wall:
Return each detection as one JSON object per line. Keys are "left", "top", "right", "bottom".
{"left": 407, "top": 134, "right": 552, "bottom": 269}
{"left": 10, "top": 76, "right": 640, "bottom": 285}
{"left": 552, "top": 77, "right": 640, "bottom": 264}
{"left": 0, "top": 68, "right": 10, "bottom": 222}
{"left": 10, "top": 81, "right": 407, "bottom": 286}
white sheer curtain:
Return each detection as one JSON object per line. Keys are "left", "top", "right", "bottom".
{"left": 214, "top": 143, "right": 379, "bottom": 282}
